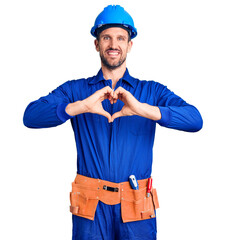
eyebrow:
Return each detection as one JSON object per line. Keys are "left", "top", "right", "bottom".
{"left": 101, "top": 34, "right": 110, "bottom": 38}
{"left": 101, "top": 34, "right": 127, "bottom": 39}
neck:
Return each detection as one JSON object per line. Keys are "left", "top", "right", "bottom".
{"left": 101, "top": 63, "right": 126, "bottom": 89}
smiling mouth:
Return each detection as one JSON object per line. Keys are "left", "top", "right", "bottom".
{"left": 106, "top": 49, "right": 120, "bottom": 56}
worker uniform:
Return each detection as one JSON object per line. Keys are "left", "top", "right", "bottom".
{"left": 23, "top": 68, "right": 203, "bottom": 239}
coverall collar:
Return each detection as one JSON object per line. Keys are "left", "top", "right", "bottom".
{"left": 89, "top": 68, "right": 136, "bottom": 88}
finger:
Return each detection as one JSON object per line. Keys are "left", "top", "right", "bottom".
{"left": 113, "top": 87, "right": 127, "bottom": 101}
{"left": 103, "top": 89, "right": 115, "bottom": 104}
{"left": 104, "top": 92, "right": 111, "bottom": 100}
{"left": 105, "top": 92, "right": 114, "bottom": 103}
{"left": 111, "top": 111, "right": 123, "bottom": 122}
{"left": 118, "top": 93, "right": 123, "bottom": 101}
{"left": 101, "top": 86, "right": 113, "bottom": 95}
{"left": 99, "top": 109, "right": 112, "bottom": 123}
{"left": 109, "top": 96, "right": 114, "bottom": 104}
{"left": 100, "top": 87, "right": 114, "bottom": 102}
{"left": 113, "top": 86, "right": 126, "bottom": 95}
{"left": 113, "top": 91, "right": 119, "bottom": 102}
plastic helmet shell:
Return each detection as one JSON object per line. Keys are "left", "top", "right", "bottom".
{"left": 91, "top": 5, "right": 137, "bottom": 39}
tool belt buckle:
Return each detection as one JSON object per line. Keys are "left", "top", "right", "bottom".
{"left": 103, "top": 185, "right": 119, "bottom": 192}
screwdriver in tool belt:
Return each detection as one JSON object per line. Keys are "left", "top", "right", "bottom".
{"left": 147, "top": 177, "right": 152, "bottom": 198}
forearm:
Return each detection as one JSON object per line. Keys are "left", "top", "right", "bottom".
{"left": 137, "top": 103, "right": 161, "bottom": 121}
{"left": 65, "top": 100, "right": 88, "bottom": 116}
{"left": 136, "top": 102, "right": 203, "bottom": 133}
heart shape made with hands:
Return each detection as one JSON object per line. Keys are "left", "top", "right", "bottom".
{"left": 84, "top": 86, "right": 161, "bottom": 123}
{"left": 90, "top": 86, "right": 141, "bottom": 123}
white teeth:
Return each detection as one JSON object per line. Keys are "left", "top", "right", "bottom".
{"left": 108, "top": 52, "right": 119, "bottom": 55}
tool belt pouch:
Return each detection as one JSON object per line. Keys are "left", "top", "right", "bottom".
{"left": 121, "top": 187, "right": 159, "bottom": 223}
{"left": 69, "top": 175, "right": 160, "bottom": 223}
{"left": 70, "top": 182, "right": 99, "bottom": 221}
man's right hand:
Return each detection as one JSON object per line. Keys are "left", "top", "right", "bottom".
{"left": 66, "top": 86, "right": 114, "bottom": 123}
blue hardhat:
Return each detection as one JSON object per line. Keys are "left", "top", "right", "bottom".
{"left": 91, "top": 5, "right": 137, "bottom": 39}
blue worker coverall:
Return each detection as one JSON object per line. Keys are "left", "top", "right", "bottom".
{"left": 23, "top": 69, "right": 203, "bottom": 240}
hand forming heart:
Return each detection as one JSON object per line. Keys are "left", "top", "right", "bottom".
{"left": 82, "top": 86, "right": 142, "bottom": 123}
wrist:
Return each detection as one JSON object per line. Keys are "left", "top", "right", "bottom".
{"left": 138, "top": 103, "right": 161, "bottom": 121}
{"left": 80, "top": 99, "right": 90, "bottom": 113}
{"left": 66, "top": 101, "right": 88, "bottom": 116}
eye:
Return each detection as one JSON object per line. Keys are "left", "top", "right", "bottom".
{"left": 118, "top": 36, "right": 126, "bottom": 41}
{"left": 103, "top": 36, "right": 110, "bottom": 40}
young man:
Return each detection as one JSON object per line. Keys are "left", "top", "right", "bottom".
{"left": 23, "top": 5, "right": 203, "bottom": 240}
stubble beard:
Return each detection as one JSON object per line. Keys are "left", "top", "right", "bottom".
{"left": 100, "top": 52, "right": 126, "bottom": 70}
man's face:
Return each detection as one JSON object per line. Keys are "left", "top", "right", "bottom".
{"left": 95, "top": 27, "right": 133, "bottom": 70}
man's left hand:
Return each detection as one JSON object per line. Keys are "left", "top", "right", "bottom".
{"left": 111, "top": 87, "right": 142, "bottom": 121}
{"left": 111, "top": 87, "right": 161, "bottom": 122}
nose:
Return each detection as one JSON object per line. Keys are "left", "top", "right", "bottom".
{"left": 109, "top": 38, "right": 118, "bottom": 49}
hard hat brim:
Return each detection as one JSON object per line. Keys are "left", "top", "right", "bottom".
{"left": 91, "top": 23, "right": 137, "bottom": 39}
{"left": 91, "top": 24, "right": 137, "bottom": 39}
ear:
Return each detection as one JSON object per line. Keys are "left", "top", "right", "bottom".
{"left": 127, "top": 40, "right": 133, "bottom": 53}
{"left": 94, "top": 39, "right": 100, "bottom": 52}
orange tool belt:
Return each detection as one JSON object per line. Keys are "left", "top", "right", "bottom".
{"left": 70, "top": 174, "right": 159, "bottom": 223}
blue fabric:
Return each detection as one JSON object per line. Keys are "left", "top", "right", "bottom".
{"left": 57, "top": 102, "right": 73, "bottom": 122}
{"left": 23, "top": 68, "right": 203, "bottom": 239}
{"left": 23, "top": 68, "right": 203, "bottom": 182}
{"left": 72, "top": 201, "right": 157, "bottom": 240}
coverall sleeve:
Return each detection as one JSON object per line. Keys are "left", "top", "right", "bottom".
{"left": 155, "top": 83, "right": 203, "bottom": 132}
{"left": 23, "top": 81, "right": 73, "bottom": 128}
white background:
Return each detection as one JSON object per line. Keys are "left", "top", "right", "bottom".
{"left": 1, "top": 0, "right": 226, "bottom": 239}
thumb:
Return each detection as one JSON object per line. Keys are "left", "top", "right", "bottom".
{"left": 111, "top": 111, "right": 123, "bottom": 122}
{"left": 99, "top": 110, "right": 112, "bottom": 123}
